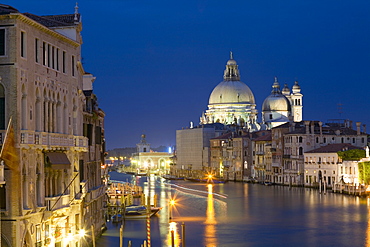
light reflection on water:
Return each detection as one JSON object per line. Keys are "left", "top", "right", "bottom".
{"left": 205, "top": 184, "right": 217, "bottom": 247}
{"left": 97, "top": 172, "right": 370, "bottom": 247}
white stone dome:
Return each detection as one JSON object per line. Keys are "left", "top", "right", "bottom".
{"left": 209, "top": 80, "right": 255, "bottom": 104}
{"left": 262, "top": 94, "right": 291, "bottom": 112}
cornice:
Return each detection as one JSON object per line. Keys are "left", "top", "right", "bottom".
{"left": 0, "top": 13, "right": 80, "bottom": 48}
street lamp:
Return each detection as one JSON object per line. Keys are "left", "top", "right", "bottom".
{"left": 169, "top": 199, "right": 176, "bottom": 220}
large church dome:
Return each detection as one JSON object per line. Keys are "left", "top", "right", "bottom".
{"left": 209, "top": 80, "right": 255, "bottom": 104}
{"left": 200, "top": 53, "right": 259, "bottom": 131}
{"left": 209, "top": 52, "right": 255, "bottom": 104}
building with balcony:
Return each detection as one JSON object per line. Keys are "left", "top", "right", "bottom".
{"left": 304, "top": 143, "right": 361, "bottom": 188}
{"left": 252, "top": 131, "right": 272, "bottom": 182}
{"left": 280, "top": 120, "right": 367, "bottom": 186}
{"left": 0, "top": 4, "right": 105, "bottom": 247}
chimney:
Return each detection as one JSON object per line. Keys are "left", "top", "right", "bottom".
{"left": 305, "top": 121, "right": 310, "bottom": 134}
{"left": 319, "top": 121, "right": 323, "bottom": 136}
{"left": 363, "top": 124, "right": 367, "bottom": 134}
{"left": 350, "top": 120, "right": 353, "bottom": 130}
{"left": 356, "top": 122, "right": 361, "bottom": 135}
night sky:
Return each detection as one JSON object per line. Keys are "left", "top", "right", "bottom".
{"left": 7, "top": 1, "right": 370, "bottom": 149}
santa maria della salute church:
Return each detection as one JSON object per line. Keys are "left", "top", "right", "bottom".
{"left": 200, "top": 52, "right": 303, "bottom": 130}
{"left": 177, "top": 52, "right": 367, "bottom": 187}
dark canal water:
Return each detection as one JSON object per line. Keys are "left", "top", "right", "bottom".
{"left": 96, "top": 171, "right": 370, "bottom": 247}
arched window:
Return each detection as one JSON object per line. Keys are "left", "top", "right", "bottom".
{"left": 35, "top": 88, "right": 41, "bottom": 131}
{"left": 22, "top": 165, "right": 28, "bottom": 209}
{"left": 299, "top": 147, "right": 303, "bottom": 155}
{"left": 299, "top": 136, "right": 303, "bottom": 143}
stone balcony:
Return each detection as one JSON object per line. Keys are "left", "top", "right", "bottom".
{"left": 85, "top": 184, "right": 106, "bottom": 203}
{"left": 45, "top": 194, "right": 70, "bottom": 211}
{"left": 18, "top": 130, "right": 88, "bottom": 151}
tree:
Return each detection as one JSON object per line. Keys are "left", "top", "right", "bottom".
{"left": 358, "top": 161, "right": 370, "bottom": 184}
{"left": 337, "top": 149, "right": 365, "bottom": 161}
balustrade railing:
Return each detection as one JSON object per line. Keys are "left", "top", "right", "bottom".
{"left": 19, "top": 131, "right": 88, "bottom": 149}
{"left": 45, "top": 194, "right": 70, "bottom": 211}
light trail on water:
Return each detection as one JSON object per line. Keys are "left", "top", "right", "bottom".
{"left": 163, "top": 181, "right": 228, "bottom": 199}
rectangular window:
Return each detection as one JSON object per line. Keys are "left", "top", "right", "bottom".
{"left": 52, "top": 46, "right": 55, "bottom": 69}
{"left": 21, "top": 31, "right": 26, "bottom": 58}
{"left": 42, "top": 42, "right": 46, "bottom": 66}
{"left": 79, "top": 160, "right": 84, "bottom": 182}
{"left": 62, "top": 51, "right": 66, "bottom": 73}
{"left": 0, "top": 97, "right": 5, "bottom": 130}
{"left": 35, "top": 38, "right": 39, "bottom": 63}
{"left": 36, "top": 225, "right": 42, "bottom": 247}
{"left": 72, "top": 55, "right": 75, "bottom": 76}
{"left": 87, "top": 124, "right": 93, "bottom": 145}
{"left": 95, "top": 126, "right": 102, "bottom": 144}
{"left": 0, "top": 184, "right": 5, "bottom": 209}
{"left": 56, "top": 48, "right": 59, "bottom": 71}
{"left": 0, "top": 29, "right": 5, "bottom": 56}
{"left": 47, "top": 44, "right": 51, "bottom": 67}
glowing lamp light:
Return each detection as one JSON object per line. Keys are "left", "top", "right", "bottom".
{"left": 169, "top": 221, "right": 176, "bottom": 231}
{"left": 79, "top": 229, "right": 86, "bottom": 238}
{"left": 66, "top": 233, "right": 73, "bottom": 242}
{"left": 170, "top": 199, "right": 176, "bottom": 206}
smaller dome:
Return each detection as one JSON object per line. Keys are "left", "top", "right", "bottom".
{"left": 282, "top": 83, "right": 290, "bottom": 96}
{"left": 227, "top": 59, "right": 237, "bottom": 65}
{"left": 292, "top": 81, "right": 301, "bottom": 93}
{"left": 262, "top": 94, "right": 291, "bottom": 112}
{"left": 263, "top": 78, "right": 291, "bottom": 112}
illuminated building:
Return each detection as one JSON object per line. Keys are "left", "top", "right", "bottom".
{"left": 131, "top": 135, "right": 172, "bottom": 174}
{"left": 200, "top": 52, "right": 259, "bottom": 130}
{"left": 0, "top": 4, "right": 105, "bottom": 247}
{"left": 178, "top": 53, "right": 303, "bottom": 179}
{"left": 252, "top": 132, "right": 272, "bottom": 182}
{"left": 273, "top": 120, "right": 367, "bottom": 186}
{"left": 176, "top": 123, "right": 227, "bottom": 175}
{"left": 262, "top": 77, "right": 303, "bottom": 128}
{"left": 304, "top": 143, "right": 361, "bottom": 187}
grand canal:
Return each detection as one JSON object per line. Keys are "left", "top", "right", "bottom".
{"left": 96, "top": 171, "right": 370, "bottom": 247}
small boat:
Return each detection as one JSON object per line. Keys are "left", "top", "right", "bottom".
{"left": 185, "top": 178, "right": 226, "bottom": 184}
{"left": 136, "top": 169, "right": 148, "bottom": 176}
{"left": 124, "top": 205, "right": 162, "bottom": 220}
{"left": 111, "top": 214, "right": 123, "bottom": 222}
{"left": 162, "top": 175, "right": 185, "bottom": 180}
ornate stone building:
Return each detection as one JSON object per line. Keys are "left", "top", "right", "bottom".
{"left": 131, "top": 135, "right": 172, "bottom": 175}
{"left": 200, "top": 53, "right": 260, "bottom": 131}
{"left": 0, "top": 4, "right": 105, "bottom": 247}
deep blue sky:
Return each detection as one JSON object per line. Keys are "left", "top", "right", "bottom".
{"left": 8, "top": 1, "right": 370, "bottom": 149}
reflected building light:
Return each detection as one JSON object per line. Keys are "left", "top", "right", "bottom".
{"left": 367, "top": 198, "right": 370, "bottom": 247}
{"left": 205, "top": 184, "right": 217, "bottom": 246}
{"left": 167, "top": 222, "right": 180, "bottom": 246}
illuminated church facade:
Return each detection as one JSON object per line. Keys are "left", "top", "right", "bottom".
{"left": 200, "top": 53, "right": 303, "bottom": 129}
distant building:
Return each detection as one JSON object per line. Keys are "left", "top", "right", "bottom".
{"left": 262, "top": 78, "right": 303, "bottom": 128}
{"left": 131, "top": 134, "right": 172, "bottom": 174}
{"left": 176, "top": 124, "right": 227, "bottom": 176}
{"left": 0, "top": 4, "right": 105, "bottom": 247}
{"left": 252, "top": 131, "right": 272, "bottom": 182}
{"left": 304, "top": 143, "right": 361, "bottom": 187}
